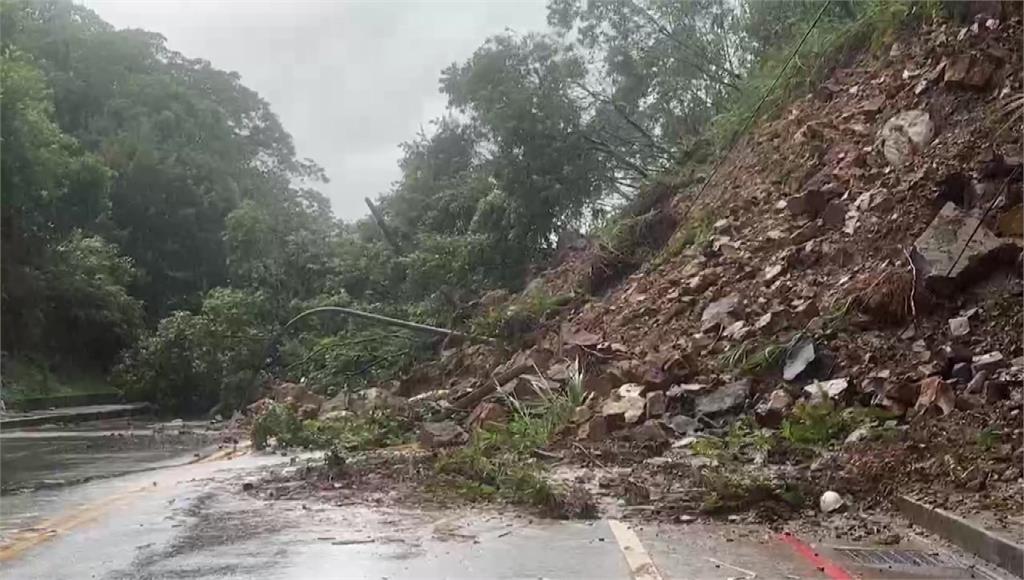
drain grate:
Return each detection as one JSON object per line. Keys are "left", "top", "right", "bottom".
{"left": 833, "top": 547, "right": 961, "bottom": 568}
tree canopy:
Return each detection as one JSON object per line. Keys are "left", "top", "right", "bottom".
{"left": 0, "top": 0, "right": 875, "bottom": 413}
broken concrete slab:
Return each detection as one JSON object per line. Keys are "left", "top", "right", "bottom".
{"left": 911, "top": 202, "right": 1021, "bottom": 294}
{"left": 694, "top": 379, "right": 750, "bottom": 417}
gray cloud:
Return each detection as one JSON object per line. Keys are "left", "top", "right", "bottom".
{"left": 81, "top": 0, "right": 549, "bottom": 219}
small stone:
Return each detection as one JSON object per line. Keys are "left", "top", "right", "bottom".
{"left": 948, "top": 317, "right": 971, "bottom": 337}
{"left": 677, "top": 515, "right": 697, "bottom": 524}
{"left": 645, "top": 391, "right": 667, "bottom": 418}
{"left": 1001, "top": 467, "right": 1022, "bottom": 482}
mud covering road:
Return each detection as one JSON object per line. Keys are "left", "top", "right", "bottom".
{"left": 0, "top": 441, "right": 1015, "bottom": 580}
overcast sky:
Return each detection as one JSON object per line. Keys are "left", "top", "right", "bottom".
{"left": 80, "top": 1, "right": 549, "bottom": 220}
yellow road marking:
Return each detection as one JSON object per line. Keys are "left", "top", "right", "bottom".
{"left": 608, "top": 519, "right": 663, "bottom": 580}
{"left": 0, "top": 447, "right": 248, "bottom": 562}
{"left": 0, "top": 486, "right": 147, "bottom": 561}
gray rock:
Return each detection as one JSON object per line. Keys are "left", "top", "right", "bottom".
{"left": 348, "top": 387, "right": 407, "bottom": 414}
{"left": 645, "top": 391, "right": 667, "bottom": 418}
{"left": 700, "top": 293, "right": 743, "bottom": 332}
{"left": 803, "top": 378, "right": 850, "bottom": 403}
{"left": 948, "top": 316, "right": 971, "bottom": 337}
{"left": 845, "top": 425, "right": 874, "bottom": 444}
{"left": 911, "top": 203, "right": 1021, "bottom": 294}
{"left": 694, "top": 380, "right": 751, "bottom": 417}
{"left": 880, "top": 110, "right": 934, "bottom": 166}
{"left": 965, "top": 370, "right": 989, "bottom": 394}
{"left": 418, "top": 421, "right": 468, "bottom": 449}
{"left": 666, "top": 415, "right": 700, "bottom": 435}
{"left": 950, "top": 362, "right": 973, "bottom": 383}
{"left": 783, "top": 338, "right": 817, "bottom": 381}
{"left": 755, "top": 388, "right": 793, "bottom": 428}
{"left": 602, "top": 386, "right": 646, "bottom": 425}
{"left": 973, "top": 351, "right": 1007, "bottom": 374}
{"left": 632, "top": 420, "right": 669, "bottom": 443}
{"left": 821, "top": 200, "right": 846, "bottom": 229}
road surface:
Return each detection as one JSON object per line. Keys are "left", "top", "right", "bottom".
{"left": 0, "top": 424, "right": 1014, "bottom": 579}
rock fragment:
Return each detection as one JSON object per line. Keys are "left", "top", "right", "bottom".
{"left": 700, "top": 293, "right": 743, "bottom": 333}
{"left": 694, "top": 379, "right": 750, "bottom": 417}
{"left": 419, "top": 422, "right": 468, "bottom": 448}
{"left": 911, "top": 203, "right": 1021, "bottom": 294}
{"left": 754, "top": 389, "right": 794, "bottom": 428}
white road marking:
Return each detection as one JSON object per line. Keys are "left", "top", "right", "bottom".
{"left": 607, "top": 519, "right": 664, "bottom": 580}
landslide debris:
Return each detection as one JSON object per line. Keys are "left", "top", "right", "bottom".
{"left": 240, "top": 12, "right": 1023, "bottom": 529}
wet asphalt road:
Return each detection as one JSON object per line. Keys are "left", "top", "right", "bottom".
{"left": 0, "top": 423, "right": 1014, "bottom": 579}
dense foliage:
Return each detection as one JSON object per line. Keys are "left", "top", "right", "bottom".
{"left": 1, "top": 0, "right": 918, "bottom": 412}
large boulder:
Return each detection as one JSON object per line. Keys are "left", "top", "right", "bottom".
{"left": 911, "top": 203, "right": 1021, "bottom": 294}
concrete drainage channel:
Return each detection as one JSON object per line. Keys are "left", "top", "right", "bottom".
{"left": 895, "top": 495, "right": 1024, "bottom": 578}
